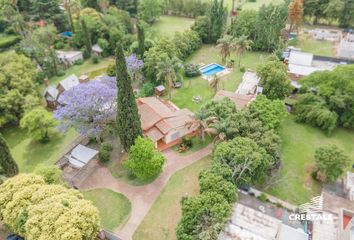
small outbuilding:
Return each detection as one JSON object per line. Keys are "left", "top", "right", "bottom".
{"left": 44, "top": 86, "right": 59, "bottom": 108}
{"left": 92, "top": 44, "right": 103, "bottom": 56}
{"left": 57, "top": 74, "right": 80, "bottom": 94}
{"left": 57, "top": 50, "right": 83, "bottom": 66}
{"left": 155, "top": 85, "right": 166, "bottom": 96}
{"left": 66, "top": 144, "right": 98, "bottom": 168}
{"left": 235, "top": 71, "right": 260, "bottom": 95}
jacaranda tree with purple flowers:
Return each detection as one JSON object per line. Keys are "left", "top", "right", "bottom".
{"left": 53, "top": 76, "right": 117, "bottom": 140}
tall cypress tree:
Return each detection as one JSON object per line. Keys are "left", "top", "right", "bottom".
{"left": 116, "top": 43, "right": 143, "bottom": 151}
{"left": 81, "top": 18, "right": 92, "bottom": 58}
{"left": 137, "top": 21, "right": 145, "bottom": 58}
{"left": 0, "top": 133, "right": 18, "bottom": 177}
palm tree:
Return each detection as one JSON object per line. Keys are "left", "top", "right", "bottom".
{"left": 207, "top": 120, "right": 228, "bottom": 144}
{"left": 216, "top": 35, "right": 234, "bottom": 64}
{"left": 185, "top": 109, "right": 218, "bottom": 141}
{"left": 233, "top": 35, "right": 253, "bottom": 68}
{"left": 156, "top": 55, "right": 183, "bottom": 100}
{"left": 209, "top": 74, "right": 222, "bottom": 94}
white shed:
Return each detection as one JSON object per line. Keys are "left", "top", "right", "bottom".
{"left": 57, "top": 50, "right": 83, "bottom": 66}
{"left": 66, "top": 144, "right": 98, "bottom": 168}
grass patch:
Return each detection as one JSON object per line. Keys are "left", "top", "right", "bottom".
{"left": 266, "top": 116, "right": 354, "bottom": 205}
{"left": 83, "top": 189, "right": 131, "bottom": 231}
{"left": 171, "top": 45, "right": 269, "bottom": 112}
{"left": 0, "top": 34, "right": 21, "bottom": 50}
{"left": 133, "top": 156, "right": 212, "bottom": 240}
{"left": 172, "top": 135, "right": 212, "bottom": 156}
{"left": 1, "top": 127, "right": 78, "bottom": 173}
{"left": 148, "top": 15, "right": 195, "bottom": 39}
{"left": 292, "top": 34, "right": 334, "bottom": 57}
{"left": 39, "top": 57, "right": 114, "bottom": 92}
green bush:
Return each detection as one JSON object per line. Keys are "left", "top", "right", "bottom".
{"left": 181, "top": 137, "right": 193, "bottom": 148}
{"left": 184, "top": 63, "right": 201, "bottom": 77}
{"left": 240, "top": 66, "right": 245, "bottom": 72}
{"left": 34, "top": 164, "right": 63, "bottom": 184}
{"left": 257, "top": 193, "right": 269, "bottom": 202}
{"left": 56, "top": 69, "right": 65, "bottom": 76}
{"left": 92, "top": 55, "right": 100, "bottom": 64}
{"left": 54, "top": 41, "right": 65, "bottom": 49}
{"left": 99, "top": 142, "right": 113, "bottom": 163}
{"left": 139, "top": 82, "right": 155, "bottom": 97}
{"left": 74, "top": 59, "right": 84, "bottom": 65}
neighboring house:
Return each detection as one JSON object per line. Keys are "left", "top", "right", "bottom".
{"left": 57, "top": 74, "right": 80, "bottom": 94}
{"left": 57, "top": 50, "right": 83, "bottom": 66}
{"left": 337, "top": 33, "right": 354, "bottom": 60}
{"left": 345, "top": 172, "right": 354, "bottom": 201}
{"left": 219, "top": 203, "right": 308, "bottom": 240}
{"left": 214, "top": 90, "right": 255, "bottom": 110}
{"left": 92, "top": 44, "right": 103, "bottom": 56}
{"left": 137, "top": 97, "right": 197, "bottom": 151}
{"left": 235, "top": 71, "right": 260, "bottom": 95}
{"left": 286, "top": 50, "right": 339, "bottom": 88}
{"left": 312, "top": 28, "right": 342, "bottom": 42}
{"left": 44, "top": 86, "right": 59, "bottom": 108}
{"left": 339, "top": 208, "right": 354, "bottom": 240}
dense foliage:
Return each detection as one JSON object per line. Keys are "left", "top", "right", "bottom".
{"left": 123, "top": 137, "right": 165, "bottom": 181}
{"left": 54, "top": 76, "right": 117, "bottom": 138}
{"left": 257, "top": 60, "right": 292, "bottom": 100}
{"left": 230, "top": 3, "right": 288, "bottom": 51}
{"left": 20, "top": 107, "right": 58, "bottom": 142}
{"left": 164, "top": 0, "right": 210, "bottom": 18}
{"left": 116, "top": 43, "right": 143, "bottom": 150}
{"left": 191, "top": 0, "right": 227, "bottom": 43}
{"left": 138, "top": 0, "right": 163, "bottom": 24}
{"left": 296, "top": 65, "right": 354, "bottom": 132}
{"left": 314, "top": 145, "right": 350, "bottom": 182}
{"left": 0, "top": 133, "right": 18, "bottom": 177}
{"left": 0, "top": 52, "right": 38, "bottom": 127}
{"left": 0, "top": 174, "right": 100, "bottom": 240}
{"left": 249, "top": 95, "right": 288, "bottom": 132}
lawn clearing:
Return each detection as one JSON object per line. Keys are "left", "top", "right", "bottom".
{"left": 265, "top": 116, "right": 354, "bottom": 205}
{"left": 83, "top": 189, "right": 131, "bottom": 231}
{"left": 292, "top": 34, "right": 335, "bottom": 57}
{"left": 133, "top": 156, "right": 211, "bottom": 240}
{"left": 171, "top": 44, "right": 269, "bottom": 112}
{"left": 148, "top": 15, "right": 195, "bottom": 39}
{"left": 1, "top": 127, "right": 78, "bottom": 173}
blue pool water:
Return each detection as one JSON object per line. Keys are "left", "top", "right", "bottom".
{"left": 200, "top": 63, "right": 226, "bottom": 77}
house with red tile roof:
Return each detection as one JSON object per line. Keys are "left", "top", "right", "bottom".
{"left": 137, "top": 97, "right": 197, "bottom": 150}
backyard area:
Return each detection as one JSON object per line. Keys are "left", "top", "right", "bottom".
{"left": 292, "top": 35, "right": 335, "bottom": 57}
{"left": 148, "top": 15, "right": 195, "bottom": 39}
{"left": 266, "top": 116, "right": 354, "bottom": 205}
{"left": 171, "top": 44, "right": 269, "bottom": 112}
{"left": 0, "top": 127, "right": 78, "bottom": 172}
{"left": 83, "top": 189, "right": 131, "bottom": 231}
{"left": 133, "top": 156, "right": 211, "bottom": 240}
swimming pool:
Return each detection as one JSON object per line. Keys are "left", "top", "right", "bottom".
{"left": 200, "top": 63, "right": 226, "bottom": 77}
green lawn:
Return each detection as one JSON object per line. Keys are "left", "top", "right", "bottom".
{"left": 134, "top": 156, "right": 211, "bottom": 240}
{"left": 171, "top": 45, "right": 269, "bottom": 112}
{"left": 292, "top": 35, "right": 334, "bottom": 57}
{"left": 266, "top": 116, "right": 354, "bottom": 205}
{"left": 40, "top": 57, "right": 114, "bottom": 92}
{"left": 1, "top": 127, "right": 78, "bottom": 173}
{"left": 148, "top": 15, "right": 195, "bottom": 39}
{"left": 83, "top": 189, "right": 131, "bottom": 231}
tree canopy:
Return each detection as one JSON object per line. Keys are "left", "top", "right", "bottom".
{"left": 0, "top": 174, "right": 100, "bottom": 240}
{"left": 314, "top": 145, "right": 350, "bottom": 182}
{"left": 0, "top": 133, "right": 18, "bottom": 177}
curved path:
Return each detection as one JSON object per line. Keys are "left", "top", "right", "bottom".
{"left": 79, "top": 144, "right": 213, "bottom": 240}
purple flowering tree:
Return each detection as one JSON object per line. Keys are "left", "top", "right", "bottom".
{"left": 53, "top": 76, "right": 117, "bottom": 139}
{"left": 125, "top": 54, "right": 144, "bottom": 81}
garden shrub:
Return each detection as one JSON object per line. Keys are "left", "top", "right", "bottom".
{"left": 184, "top": 63, "right": 201, "bottom": 77}
{"left": 99, "top": 142, "right": 113, "bottom": 163}
{"left": 257, "top": 193, "right": 269, "bottom": 202}
{"left": 92, "top": 55, "right": 100, "bottom": 64}
{"left": 139, "top": 82, "right": 155, "bottom": 97}
{"left": 0, "top": 35, "right": 21, "bottom": 50}
{"left": 74, "top": 59, "right": 84, "bottom": 65}
{"left": 181, "top": 137, "right": 193, "bottom": 148}
{"left": 130, "top": 39, "right": 155, "bottom": 55}
{"left": 56, "top": 69, "right": 65, "bottom": 76}
{"left": 34, "top": 164, "right": 63, "bottom": 184}
{"left": 54, "top": 41, "right": 65, "bottom": 49}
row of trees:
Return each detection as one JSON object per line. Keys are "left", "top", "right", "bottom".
{"left": 164, "top": 0, "right": 210, "bottom": 18}
{"left": 177, "top": 96, "right": 288, "bottom": 239}
{"left": 230, "top": 3, "right": 288, "bottom": 52}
